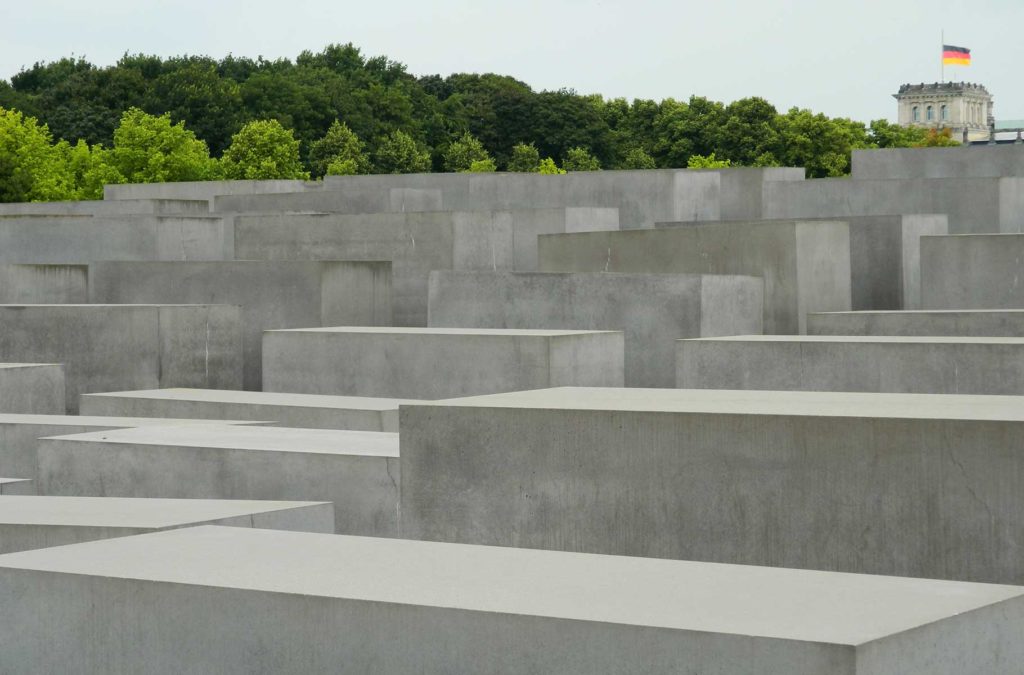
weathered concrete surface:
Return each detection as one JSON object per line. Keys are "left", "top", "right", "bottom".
{"left": 0, "top": 199, "right": 209, "bottom": 216}
{"left": 105, "top": 179, "right": 319, "bottom": 205}
{"left": 658, "top": 215, "right": 948, "bottom": 310}
{"left": 0, "top": 265, "right": 88, "bottom": 303}
{"left": 762, "top": 176, "right": 1024, "bottom": 234}
{"left": 0, "top": 214, "right": 234, "bottom": 263}
{"left": 0, "top": 414, "right": 262, "bottom": 481}
{"left": 852, "top": 145, "right": 1024, "bottom": 180}
{"left": 921, "top": 234, "right": 1024, "bottom": 309}
{"left": 537, "top": 221, "right": 851, "bottom": 333}
{"left": 808, "top": 310, "right": 1024, "bottom": 336}
{"left": 0, "top": 496, "right": 334, "bottom": 553}
{"left": 80, "top": 388, "right": 422, "bottom": 432}
{"left": 0, "top": 305, "right": 243, "bottom": 412}
{"left": 0, "top": 364, "right": 64, "bottom": 414}
{"left": 677, "top": 335, "right": 1024, "bottom": 394}
{"left": 89, "top": 261, "right": 392, "bottom": 390}
{"left": 38, "top": 425, "right": 399, "bottom": 536}
{"left": 233, "top": 208, "right": 617, "bottom": 326}
{"left": 0, "top": 526, "right": 1021, "bottom": 675}
{"left": 401, "top": 387, "right": 1024, "bottom": 584}
{"left": 0, "top": 478, "right": 34, "bottom": 495}
{"left": 264, "top": 327, "right": 624, "bottom": 398}
{"left": 428, "top": 271, "right": 762, "bottom": 387}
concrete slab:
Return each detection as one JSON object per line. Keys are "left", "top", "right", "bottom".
{"left": 0, "top": 264, "right": 88, "bottom": 303}
{"left": 104, "top": 178, "right": 317, "bottom": 205}
{"left": 921, "top": 234, "right": 1024, "bottom": 309}
{"left": 38, "top": 425, "right": 399, "bottom": 536}
{"left": 0, "top": 364, "right": 65, "bottom": 414}
{"left": 0, "top": 198, "right": 209, "bottom": 216}
{"left": 427, "top": 271, "right": 762, "bottom": 387}
{"left": 0, "top": 525, "right": 1021, "bottom": 674}
{"left": 233, "top": 208, "right": 618, "bottom": 326}
{"left": 0, "top": 305, "right": 243, "bottom": 412}
{"left": 80, "top": 388, "right": 422, "bottom": 432}
{"left": 0, "top": 414, "right": 262, "bottom": 481}
{"left": 676, "top": 335, "right": 1024, "bottom": 394}
{"left": 537, "top": 220, "right": 851, "bottom": 333}
{"left": 263, "top": 327, "right": 624, "bottom": 398}
{"left": 808, "top": 309, "right": 1024, "bottom": 336}
{"left": 657, "top": 215, "right": 948, "bottom": 310}
{"left": 0, "top": 496, "right": 333, "bottom": 553}
{"left": 88, "top": 261, "right": 392, "bottom": 390}
{"left": 852, "top": 145, "right": 1024, "bottom": 179}
{"left": 401, "top": 387, "right": 1024, "bottom": 583}
{"left": 0, "top": 478, "right": 34, "bottom": 495}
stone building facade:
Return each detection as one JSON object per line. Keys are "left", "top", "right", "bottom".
{"left": 894, "top": 82, "right": 993, "bottom": 142}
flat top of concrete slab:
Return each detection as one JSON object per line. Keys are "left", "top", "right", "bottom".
{"left": 0, "top": 414, "right": 263, "bottom": 428}
{"left": 810, "top": 310, "right": 1024, "bottom": 316}
{"left": 0, "top": 478, "right": 30, "bottom": 486}
{"left": 40, "top": 424, "right": 398, "bottom": 457}
{"left": 0, "top": 363, "right": 61, "bottom": 369}
{"left": 84, "top": 388, "right": 423, "bottom": 411}
{"left": 0, "top": 496, "right": 329, "bottom": 528}
{"left": 267, "top": 327, "right": 621, "bottom": 337}
{"left": 417, "top": 387, "right": 1024, "bottom": 422}
{"left": 0, "top": 525, "right": 1019, "bottom": 646}
{"left": 0, "top": 304, "right": 241, "bottom": 309}
{"left": 682, "top": 334, "right": 1024, "bottom": 344}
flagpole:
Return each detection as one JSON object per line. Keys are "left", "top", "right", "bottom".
{"left": 941, "top": 29, "right": 945, "bottom": 83}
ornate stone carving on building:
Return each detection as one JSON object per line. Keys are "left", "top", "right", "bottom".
{"left": 894, "top": 82, "right": 993, "bottom": 142}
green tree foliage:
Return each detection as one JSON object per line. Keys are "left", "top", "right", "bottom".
{"left": 868, "top": 119, "right": 929, "bottom": 148}
{"left": 537, "top": 157, "right": 565, "bottom": 175}
{"left": 0, "top": 107, "right": 73, "bottom": 201}
{"left": 443, "top": 132, "right": 493, "bottom": 172}
{"left": 622, "top": 147, "right": 656, "bottom": 169}
{"left": 221, "top": 119, "right": 309, "bottom": 179}
{"left": 467, "top": 158, "right": 496, "bottom": 172}
{"left": 914, "top": 127, "right": 960, "bottom": 147}
{"left": 308, "top": 120, "right": 370, "bottom": 177}
{"left": 373, "top": 129, "right": 431, "bottom": 174}
{"left": 687, "top": 152, "right": 731, "bottom": 169}
{"left": 507, "top": 142, "right": 540, "bottom": 172}
{"left": 562, "top": 146, "right": 600, "bottom": 172}
{"left": 108, "top": 108, "right": 218, "bottom": 183}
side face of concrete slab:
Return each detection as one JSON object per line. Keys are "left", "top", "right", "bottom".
{"left": 0, "top": 265, "right": 88, "bottom": 303}
{"left": 537, "top": 221, "right": 851, "bottom": 333}
{"left": 37, "top": 425, "right": 400, "bottom": 536}
{"left": 676, "top": 335, "right": 1024, "bottom": 395}
{"left": 263, "top": 328, "right": 624, "bottom": 398}
{"left": 0, "top": 478, "right": 34, "bottom": 495}
{"left": 0, "top": 364, "right": 65, "bottom": 414}
{"left": 852, "top": 145, "right": 1024, "bottom": 180}
{"left": 400, "top": 387, "right": 1024, "bottom": 584}
{"left": 88, "top": 261, "right": 392, "bottom": 390}
{"left": 0, "top": 305, "right": 242, "bottom": 412}
{"left": 2, "top": 526, "right": 1022, "bottom": 674}
{"left": 921, "top": 234, "right": 1024, "bottom": 309}
{"left": 808, "top": 310, "right": 1024, "bottom": 336}
{"left": 427, "top": 271, "right": 762, "bottom": 387}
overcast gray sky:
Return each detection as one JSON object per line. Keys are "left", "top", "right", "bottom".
{"left": 5, "top": 0, "right": 1022, "bottom": 123}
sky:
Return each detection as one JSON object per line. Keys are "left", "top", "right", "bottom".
{"left": 4, "top": 0, "right": 1022, "bottom": 124}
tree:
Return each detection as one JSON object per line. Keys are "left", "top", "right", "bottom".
{"left": 0, "top": 107, "right": 74, "bottom": 201}
{"left": 687, "top": 153, "right": 731, "bottom": 169}
{"left": 776, "top": 108, "right": 870, "bottom": 178}
{"left": 562, "top": 146, "right": 600, "bottom": 171}
{"left": 621, "top": 147, "right": 656, "bottom": 169}
{"left": 868, "top": 119, "right": 928, "bottom": 148}
{"left": 64, "top": 139, "right": 124, "bottom": 199}
{"left": 109, "top": 108, "right": 218, "bottom": 183}
{"left": 507, "top": 142, "right": 540, "bottom": 172}
{"left": 308, "top": 120, "right": 370, "bottom": 177}
{"left": 221, "top": 119, "right": 309, "bottom": 179}
{"left": 372, "top": 129, "right": 431, "bottom": 174}
{"left": 443, "top": 132, "right": 493, "bottom": 172}
{"left": 467, "top": 158, "right": 496, "bottom": 172}
{"left": 537, "top": 157, "right": 565, "bottom": 175}
{"left": 914, "top": 127, "right": 960, "bottom": 147}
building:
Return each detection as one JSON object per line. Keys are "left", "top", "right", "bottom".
{"left": 894, "top": 82, "right": 993, "bottom": 142}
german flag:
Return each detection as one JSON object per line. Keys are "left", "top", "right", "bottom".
{"left": 943, "top": 45, "right": 971, "bottom": 66}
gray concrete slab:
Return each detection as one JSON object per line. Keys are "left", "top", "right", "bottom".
{"left": 808, "top": 310, "right": 1024, "bottom": 336}
{"left": 676, "top": 335, "right": 1024, "bottom": 394}
{"left": 401, "top": 386, "right": 1024, "bottom": 584}
{"left": 0, "top": 414, "right": 263, "bottom": 481}
{"left": 537, "top": 220, "right": 851, "bottom": 333}
{"left": 38, "top": 425, "right": 399, "bottom": 536}
{"left": 0, "top": 496, "right": 333, "bottom": 553}
{"left": 0, "top": 214, "right": 234, "bottom": 263}
{"left": 427, "top": 271, "right": 762, "bottom": 387}
{"left": 233, "top": 208, "right": 618, "bottom": 326}
{"left": 0, "top": 364, "right": 65, "bottom": 414}
{"left": 0, "top": 478, "right": 34, "bottom": 495}
{"left": 88, "top": 261, "right": 392, "bottom": 390}
{"left": 104, "top": 179, "right": 319, "bottom": 205}
{"left": 0, "top": 305, "right": 243, "bottom": 412}
{"left": 921, "top": 234, "right": 1024, "bottom": 309}
{"left": 0, "top": 199, "right": 209, "bottom": 216}
{"left": 852, "top": 145, "right": 1024, "bottom": 179}
{"left": 0, "top": 264, "right": 88, "bottom": 303}
{"left": 80, "top": 388, "right": 422, "bottom": 432}
{"left": 263, "top": 327, "right": 624, "bottom": 398}
{"left": 658, "top": 215, "right": 948, "bottom": 310}
{"left": 0, "top": 525, "right": 1021, "bottom": 674}
{"left": 762, "top": 176, "right": 1024, "bottom": 234}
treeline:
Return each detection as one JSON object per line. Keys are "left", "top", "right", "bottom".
{"left": 0, "top": 43, "right": 954, "bottom": 201}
